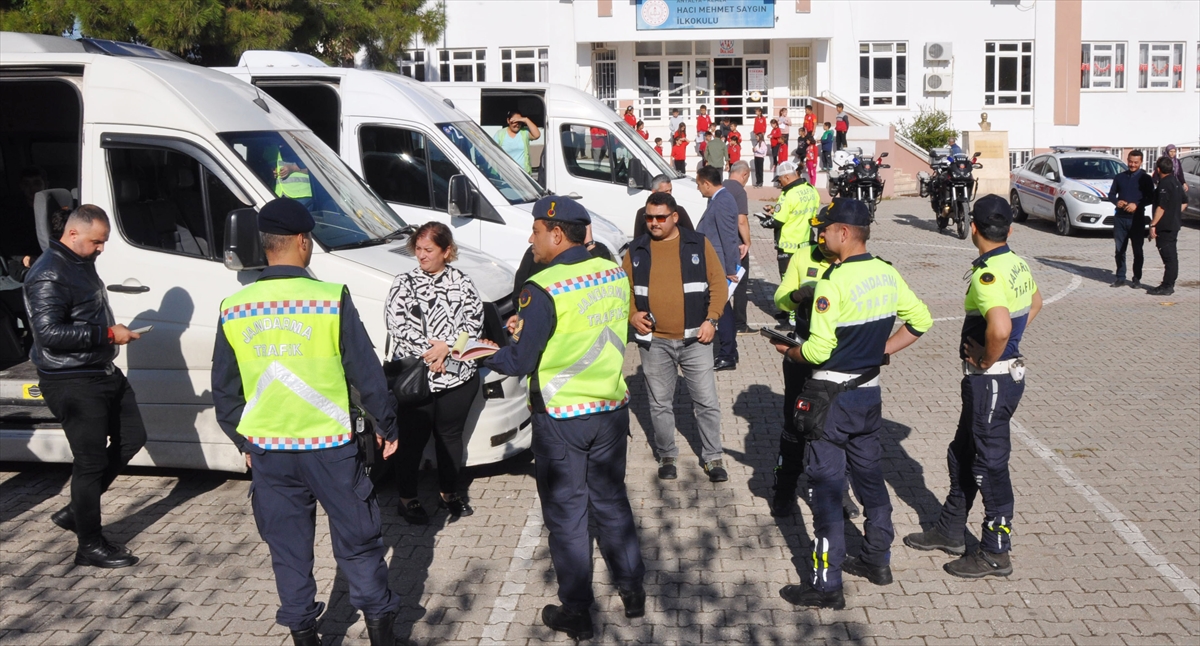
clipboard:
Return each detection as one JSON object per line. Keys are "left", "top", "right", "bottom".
{"left": 759, "top": 327, "right": 800, "bottom": 347}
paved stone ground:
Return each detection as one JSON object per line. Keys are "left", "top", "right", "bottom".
{"left": 2, "top": 197, "right": 1198, "bottom": 645}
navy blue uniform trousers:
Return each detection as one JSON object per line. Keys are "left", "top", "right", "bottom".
{"left": 805, "top": 386, "right": 893, "bottom": 592}
{"left": 934, "top": 373, "right": 1024, "bottom": 554}
{"left": 532, "top": 408, "right": 646, "bottom": 611}
{"left": 250, "top": 441, "right": 398, "bottom": 630}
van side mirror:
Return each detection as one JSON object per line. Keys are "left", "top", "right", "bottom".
{"left": 628, "top": 158, "right": 646, "bottom": 189}
{"left": 447, "top": 174, "right": 476, "bottom": 217}
{"left": 879, "top": 151, "right": 889, "bottom": 158}
{"left": 223, "top": 208, "right": 267, "bottom": 271}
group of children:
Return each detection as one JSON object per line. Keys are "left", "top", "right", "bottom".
{"left": 632, "top": 102, "right": 852, "bottom": 188}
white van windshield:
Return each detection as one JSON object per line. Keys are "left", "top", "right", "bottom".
{"left": 612, "top": 120, "right": 681, "bottom": 178}
{"left": 437, "top": 121, "right": 547, "bottom": 204}
{"left": 221, "top": 130, "right": 406, "bottom": 249}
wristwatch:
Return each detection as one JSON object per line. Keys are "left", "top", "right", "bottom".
{"left": 705, "top": 317, "right": 720, "bottom": 331}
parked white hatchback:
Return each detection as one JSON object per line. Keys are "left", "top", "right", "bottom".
{"left": 1009, "top": 148, "right": 1128, "bottom": 236}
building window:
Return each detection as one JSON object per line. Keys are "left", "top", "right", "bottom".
{"left": 788, "top": 45, "right": 810, "bottom": 108}
{"left": 1009, "top": 149, "right": 1031, "bottom": 171}
{"left": 502, "top": 48, "right": 548, "bottom": 83}
{"left": 744, "top": 40, "right": 770, "bottom": 55}
{"left": 400, "top": 50, "right": 426, "bottom": 82}
{"left": 438, "top": 49, "right": 486, "bottom": 82}
{"left": 1138, "top": 42, "right": 1184, "bottom": 89}
{"left": 665, "top": 41, "right": 691, "bottom": 56}
{"left": 858, "top": 42, "right": 907, "bottom": 107}
{"left": 1197, "top": 44, "right": 1200, "bottom": 89}
{"left": 593, "top": 49, "right": 617, "bottom": 110}
{"left": 635, "top": 41, "right": 662, "bottom": 57}
{"left": 1081, "top": 42, "right": 1124, "bottom": 90}
{"left": 985, "top": 41, "right": 1032, "bottom": 106}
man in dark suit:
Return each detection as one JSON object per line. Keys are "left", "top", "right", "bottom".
{"left": 694, "top": 165, "right": 741, "bottom": 370}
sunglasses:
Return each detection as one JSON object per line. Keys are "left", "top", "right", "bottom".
{"left": 644, "top": 214, "right": 672, "bottom": 222}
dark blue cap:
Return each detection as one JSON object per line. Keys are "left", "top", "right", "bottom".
{"left": 971, "top": 194, "right": 1013, "bottom": 228}
{"left": 819, "top": 198, "right": 872, "bottom": 228}
{"left": 258, "top": 198, "right": 314, "bottom": 234}
{"left": 532, "top": 196, "right": 590, "bottom": 225}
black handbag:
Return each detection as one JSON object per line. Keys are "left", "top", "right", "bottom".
{"left": 382, "top": 275, "right": 431, "bottom": 407}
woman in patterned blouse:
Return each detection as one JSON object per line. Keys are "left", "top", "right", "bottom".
{"left": 386, "top": 222, "right": 485, "bottom": 524}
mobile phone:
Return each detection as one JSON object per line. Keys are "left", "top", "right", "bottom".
{"left": 759, "top": 327, "right": 800, "bottom": 347}
{"left": 645, "top": 312, "right": 657, "bottom": 330}
{"left": 131, "top": 325, "right": 154, "bottom": 334}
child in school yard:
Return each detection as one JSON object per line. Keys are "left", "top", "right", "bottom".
{"left": 753, "top": 108, "right": 767, "bottom": 141}
{"left": 803, "top": 104, "right": 816, "bottom": 140}
{"left": 727, "top": 122, "right": 742, "bottom": 166}
{"left": 753, "top": 133, "right": 768, "bottom": 187}
{"left": 636, "top": 120, "right": 649, "bottom": 140}
{"left": 671, "top": 135, "right": 688, "bottom": 174}
{"left": 654, "top": 137, "right": 664, "bottom": 157}
{"left": 805, "top": 131, "right": 819, "bottom": 184}
{"left": 768, "top": 119, "right": 782, "bottom": 171}
{"left": 696, "top": 106, "right": 711, "bottom": 140}
{"left": 820, "top": 122, "right": 834, "bottom": 170}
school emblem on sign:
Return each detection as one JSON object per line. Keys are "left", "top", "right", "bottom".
{"left": 640, "top": 0, "right": 670, "bottom": 27}
{"left": 719, "top": 40, "right": 735, "bottom": 55}
{"left": 815, "top": 296, "right": 830, "bottom": 313}
{"left": 691, "top": 253, "right": 700, "bottom": 265}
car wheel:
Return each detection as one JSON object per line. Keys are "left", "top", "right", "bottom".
{"left": 1054, "top": 201, "right": 1073, "bottom": 236}
{"left": 1010, "top": 189, "right": 1029, "bottom": 222}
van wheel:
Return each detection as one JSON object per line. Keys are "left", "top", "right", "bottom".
{"left": 1054, "top": 201, "right": 1073, "bottom": 236}
{"left": 1010, "top": 190, "right": 1029, "bottom": 222}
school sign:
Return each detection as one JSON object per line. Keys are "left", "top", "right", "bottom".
{"left": 635, "top": 0, "right": 776, "bottom": 31}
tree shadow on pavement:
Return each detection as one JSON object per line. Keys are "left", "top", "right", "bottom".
{"left": 106, "top": 468, "right": 228, "bottom": 547}
{"left": 626, "top": 364, "right": 709, "bottom": 470}
{"left": 0, "top": 463, "right": 70, "bottom": 526}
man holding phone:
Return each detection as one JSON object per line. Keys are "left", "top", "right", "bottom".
{"left": 622, "top": 192, "right": 729, "bottom": 482}
{"left": 24, "top": 205, "right": 147, "bottom": 569}
{"left": 494, "top": 109, "right": 542, "bottom": 174}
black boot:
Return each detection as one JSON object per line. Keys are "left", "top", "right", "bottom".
{"left": 365, "top": 611, "right": 397, "bottom": 646}
{"left": 75, "top": 537, "right": 138, "bottom": 568}
{"left": 617, "top": 585, "right": 645, "bottom": 618}
{"left": 51, "top": 505, "right": 76, "bottom": 532}
{"left": 542, "top": 604, "right": 594, "bottom": 641}
{"left": 290, "top": 626, "right": 319, "bottom": 646}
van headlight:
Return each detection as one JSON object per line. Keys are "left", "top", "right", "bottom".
{"left": 1069, "top": 190, "right": 1101, "bottom": 204}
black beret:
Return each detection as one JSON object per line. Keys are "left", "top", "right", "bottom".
{"left": 971, "top": 194, "right": 1014, "bottom": 228}
{"left": 258, "top": 198, "right": 315, "bottom": 235}
{"left": 532, "top": 196, "right": 590, "bottom": 225}
{"left": 818, "top": 198, "right": 872, "bottom": 228}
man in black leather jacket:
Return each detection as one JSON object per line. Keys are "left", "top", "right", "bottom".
{"left": 23, "top": 204, "right": 146, "bottom": 569}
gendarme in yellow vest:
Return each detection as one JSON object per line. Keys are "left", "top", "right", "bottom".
{"left": 220, "top": 277, "right": 351, "bottom": 450}
{"left": 527, "top": 257, "right": 630, "bottom": 419}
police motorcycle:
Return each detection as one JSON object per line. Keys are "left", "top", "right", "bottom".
{"left": 827, "top": 148, "right": 889, "bottom": 221}
{"left": 918, "top": 147, "right": 982, "bottom": 240}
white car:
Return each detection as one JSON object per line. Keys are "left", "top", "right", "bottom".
{"left": 1009, "top": 149, "right": 1128, "bottom": 236}
{"left": 1179, "top": 151, "right": 1200, "bottom": 219}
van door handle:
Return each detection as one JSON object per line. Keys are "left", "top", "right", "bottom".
{"left": 107, "top": 280, "right": 150, "bottom": 294}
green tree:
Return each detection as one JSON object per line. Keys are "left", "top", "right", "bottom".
{"left": 0, "top": 0, "right": 445, "bottom": 69}
{"left": 895, "top": 106, "right": 958, "bottom": 153}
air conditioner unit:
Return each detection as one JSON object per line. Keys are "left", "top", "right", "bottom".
{"left": 925, "top": 42, "right": 953, "bottom": 62}
{"left": 925, "top": 72, "right": 952, "bottom": 93}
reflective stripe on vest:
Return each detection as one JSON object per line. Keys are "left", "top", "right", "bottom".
{"left": 528, "top": 257, "right": 630, "bottom": 419}
{"left": 775, "top": 182, "right": 820, "bottom": 253}
{"left": 275, "top": 151, "right": 313, "bottom": 199}
{"left": 220, "top": 278, "right": 350, "bottom": 449}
